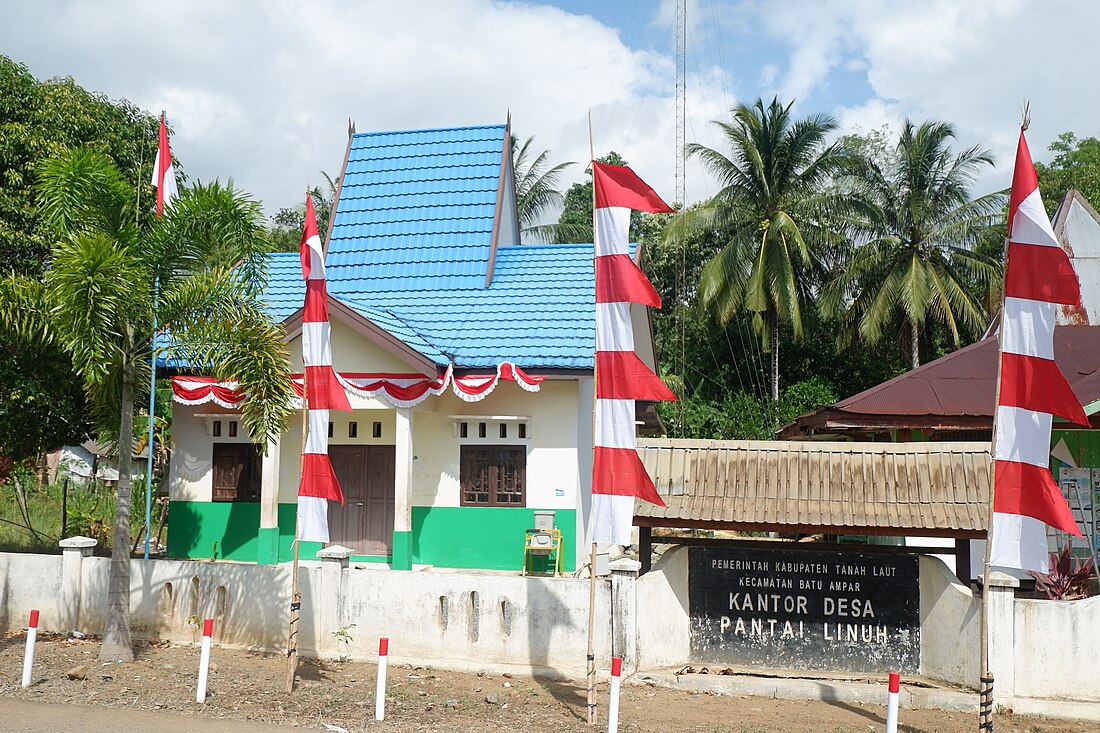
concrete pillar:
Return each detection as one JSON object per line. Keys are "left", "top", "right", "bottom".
{"left": 258, "top": 438, "right": 282, "bottom": 564}
{"left": 986, "top": 571, "right": 1019, "bottom": 705}
{"left": 392, "top": 408, "right": 414, "bottom": 570}
{"left": 58, "top": 536, "right": 97, "bottom": 632}
{"left": 609, "top": 557, "right": 640, "bottom": 674}
{"left": 316, "top": 544, "right": 353, "bottom": 654}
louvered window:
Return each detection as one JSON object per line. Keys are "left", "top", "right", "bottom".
{"left": 460, "top": 445, "right": 526, "bottom": 507}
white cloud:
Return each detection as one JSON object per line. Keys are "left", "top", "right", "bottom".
{"left": 2, "top": 0, "right": 714, "bottom": 214}
{"left": 740, "top": 0, "right": 1100, "bottom": 195}
{"left": 7, "top": 0, "right": 1098, "bottom": 217}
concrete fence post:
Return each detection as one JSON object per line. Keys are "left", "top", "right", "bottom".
{"left": 316, "top": 544, "right": 354, "bottom": 655}
{"left": 986, "top": 571, "right": 1019, "bottom": 707}
{"left": 609, "top": 557, "right": 641, "bottom": 674}
{"left": 58, "top": 536, "right": 97, "bottom": 633}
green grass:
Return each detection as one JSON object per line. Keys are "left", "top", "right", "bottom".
{"left": 0, "top": 471, "right": 139, "bottom": 553}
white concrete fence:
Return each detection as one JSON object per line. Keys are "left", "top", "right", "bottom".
{"left": 2, "top": 541, "right": 1098, "bottom": 712}
{"left": 0, "top": 539, "right": 634, "bottom": 677}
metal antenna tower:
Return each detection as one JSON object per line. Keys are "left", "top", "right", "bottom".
{"left": 675, "top": 0, "right": 686, "bottom": 208}
{"left": 674, "top": 0, "right": 687, "bottom": 435}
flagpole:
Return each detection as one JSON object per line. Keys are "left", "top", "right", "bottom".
{"left": 585, "top": 109, "right": 599, "bottom": 727}
{"left": 285, "top": 319, "right": 310, "bottom": 694}
{"left": 143, "top": 112, "right": 166, "bottom": 560}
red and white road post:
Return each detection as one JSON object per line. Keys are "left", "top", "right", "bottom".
{"left": 607, "top": 656, "right": 623, "bottom": 733}
{"left": 21, "top": 609, "right": 39, "bottom": 688}
{"left": 196, "top": 618, "right": 214, "bottom": 703}
{"left": 375, "top": 637, "right": 389, "bottom": 721}
{"left": 886, "top": 671, "right": 900, "bottom": 733}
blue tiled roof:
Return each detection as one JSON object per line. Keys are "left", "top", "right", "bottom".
{"left": 261, "top": 123, "right": 600, "bottom": 372}
{"left": 326, "top": 124, "right": 505, "bottom": 294}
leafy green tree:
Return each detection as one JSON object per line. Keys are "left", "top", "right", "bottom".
{"left": 1034, "top": 132, "right": 1100, "bottom": 217}
{"left": 823, "top": 120, "right": 1004, "bottom": 369}
{"left": 22, "top": 148, "right": 295, "bottom": 662}
{"left": 684, "top": 97, "right": 855, "bottom": 401}
{"left": 268, "top": 172, "right": 339, "bottom": 252}
{"left": 511, "top": 135, "right": 573, "bottom": 243}
{"left": 555, "top": 151, "right": 632, "bottom": 243}
{"left": 0, "top": 55, "right": 160, "bottom": 276}
{"left": 0, "top": 276, "right": 88, "bottom": 460}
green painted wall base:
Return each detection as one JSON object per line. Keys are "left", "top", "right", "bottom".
{"left": 168, "top": 501, "right": 319, "bottom": 563}
{"left": 411, "top": 507, "right": 576, "bottom": 571}
{"left": 391, "top": 531, "right": 413, "bottom": 570}
{"left": 168, "top": 501, "right": 576, "bottom": 572}
{"left": 257, "top": 526, "right": 280, "bottom": 565}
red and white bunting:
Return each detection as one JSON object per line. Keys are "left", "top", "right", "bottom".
{"left": 151, "top": 113, "right": 178, "bottom": 217}
{"left": 171, "top": 363, "right": 543, "bottom": 410}
{"left": 590, "top": 161, "right": 676, "bottom": 546}
{"left": 990, "top": 130, "right": 1088, "bottom": 573}
{"left": 298, "top": 195, "right": 352, "bottom": 543}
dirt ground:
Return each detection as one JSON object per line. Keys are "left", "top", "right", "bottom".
{"left": 0, "top": 633, "right": 1092, "bottom": 733}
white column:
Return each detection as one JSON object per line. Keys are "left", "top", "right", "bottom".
{"left": 58, "top": 536, "right": 97, "bottom": 632}
{"left": 394, "top": 408, "right": 413, "bottom": 534}
{"left": 609, "top": 557, "right": 640, "bottom": 674}
{"left": 260, "top": 437, "right": 281, "bottom": 530}
{"left": 316, "top": 544, "right": 353, "bottom": 655}
{"left": 986, "top": 571, "right": 1019, "bottom": 706}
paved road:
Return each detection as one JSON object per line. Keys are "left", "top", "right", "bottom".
{"left": 2, "top": 699, "right": 309, "bottom": 732}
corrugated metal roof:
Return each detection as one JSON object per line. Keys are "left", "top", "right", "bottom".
{"left": 634, "top": 439, "right": 991, "bottom": 536}
{"left": 825, "top": 327, "right": 1100, "bottom": 419}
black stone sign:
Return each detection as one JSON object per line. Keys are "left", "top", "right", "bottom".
{"left": 689, "top": 546, "right": 920, "bottom": 673}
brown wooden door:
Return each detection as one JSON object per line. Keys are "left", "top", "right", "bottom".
{"left": 328, "top": 445, "right": 394, "bottom": 555}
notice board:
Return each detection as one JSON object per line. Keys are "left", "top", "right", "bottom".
{"left": 689, "top": 546, "right": 920, "bottom": 673}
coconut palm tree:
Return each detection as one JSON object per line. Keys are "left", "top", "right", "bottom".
{"left": 511, "top": 135, "right": 574, "bottom": 243}
{"left": 685, "top": 97, "right": 855, "bottom": 401}
{"left": 822, "top": 120, "right": 1005, "bottom": 369}
{"left": 30, "top": 148, "right": 295, "bottom": 662}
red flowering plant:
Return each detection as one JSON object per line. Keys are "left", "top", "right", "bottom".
{"left": 1026, "top": 543, "right": 1096, "bottom": 600}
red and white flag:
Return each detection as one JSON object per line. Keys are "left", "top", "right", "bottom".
{"left": 298, "top": 195, "right": 352, "bottom": 543}
{"left": 990, "top": 129, "right": 1088, "bottom": 573}
{"left": 151, "top": 112, "right": 178, "bottom": 216}
{"left": 590, "top": 162, "right": 676, "bottom": 546}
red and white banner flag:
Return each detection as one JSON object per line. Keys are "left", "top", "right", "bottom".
{"left": 590, "top": 162, "right": 676, "bottom": 546}
{"left": 151, "top": 112, "right": 178, "bottom": 216}
{"left": 990, "top": 129, "right": 1088, "bottom": 573}
{"left": 298, "top": 195, "right": 352, "bottom": 543}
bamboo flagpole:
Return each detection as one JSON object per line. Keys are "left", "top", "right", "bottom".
{"left": 585, "top": 109, "right": 599, "bottom": 727}
{"left": 285, "top": 365, "right": 308, "bottom": 693}
{"left": 980, "top": 108, "right": 1091, "bottom": 730}
{"left": 584, "top": 116, "right": 677, "bottom": 726}
{"left": 284, "top": 190, "right": 353, "bottom": 692}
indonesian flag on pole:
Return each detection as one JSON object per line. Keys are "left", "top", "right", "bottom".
{"left": 151, "top": 112, "right": 178, "bottom": 217}
{"left": 297, "top": 195, "right": 352, "bottom": 543}
{"left": 989, "top": 129, "right": 1088, "bottom": 573}
{"left": 590, "top": 162, "right": 676, "bottom": 546}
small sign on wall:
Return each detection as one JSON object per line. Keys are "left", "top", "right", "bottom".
{"left": 689, "top": 546, "right": 920, "bottom": 674}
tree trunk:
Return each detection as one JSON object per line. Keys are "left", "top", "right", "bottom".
{"left": 770, "top": 315, "right": 780, "bottom": 403}
{"left": 100, "top": 336, "right": 135, "bottom": 663}
{"left": 910, "top": 319, "right": 920, "bottom": 370}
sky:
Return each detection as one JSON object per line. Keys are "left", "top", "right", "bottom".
{"left": 3, "top": 1, "right": 1099, "bottom": 219}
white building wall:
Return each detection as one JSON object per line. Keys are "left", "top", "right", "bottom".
{"left": 411, "top": 379, "right": 582, "bottom": 511}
